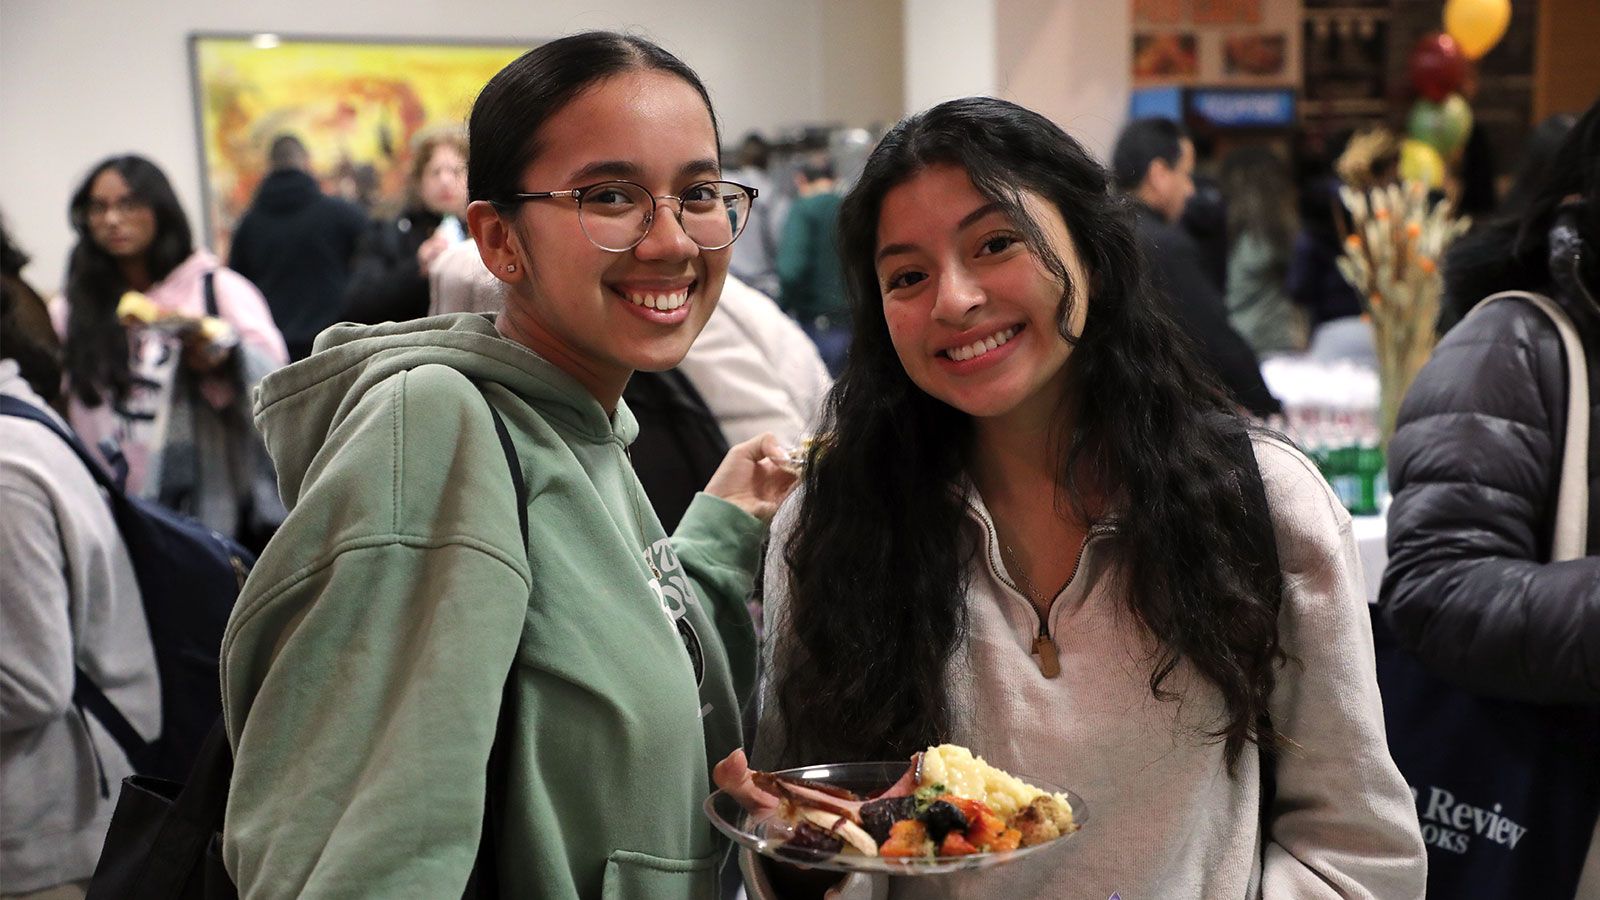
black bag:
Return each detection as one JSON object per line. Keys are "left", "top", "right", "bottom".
{"left": 1372, "top": 616, "right": 1600, "bottom": 898}
{"left": 0, "top": 394, "right": 251, "bottom": 782}
{"left": 82, "top": 395, "right": 530, "bottom": 899}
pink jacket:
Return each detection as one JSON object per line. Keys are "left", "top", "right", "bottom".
{"left": 54, "top": 249, "right": 287, "bottom": 495}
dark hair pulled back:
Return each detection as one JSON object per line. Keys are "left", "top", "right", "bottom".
{"left": 468, "top": 31, "right": 719, "bottom": 206}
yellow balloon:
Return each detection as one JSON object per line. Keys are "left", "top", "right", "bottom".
{"left": 1444, "top": 0, "right": 1512, "bottom": 60}
{"left": 1400, "top": 139, "right": 1446, "bottom": 189}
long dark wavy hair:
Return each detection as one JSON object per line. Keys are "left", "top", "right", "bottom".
{"left": 774, "top": 97, "right": 1286, "bottom": 774}
{"left": 64, "top": 155, "right": 194, "bottom": 407}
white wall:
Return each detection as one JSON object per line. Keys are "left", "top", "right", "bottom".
{"left": 0, "top": 0, "right": 902, "bottom": 289}
{"left": 903, "top": 0, "right": 999, "bottom": 113}
{"left": 997, "top": 0, "right": 1132, "bottom": 164}
{"left": 899, "top": 0, "right": 1129, "bottom": 162}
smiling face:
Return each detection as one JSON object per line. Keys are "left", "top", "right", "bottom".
{"left": 875, "top": 164, "right": 1089, "bottom": 429}
{"left": 86, "top": 168, "right": 157, "bottom": 261}
{"left": 486, "top": 69, "right": 728, "bottom": 405}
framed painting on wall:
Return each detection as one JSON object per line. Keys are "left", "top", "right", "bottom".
{"left": 187, "top": 33, "right": 529, "bottom": 253}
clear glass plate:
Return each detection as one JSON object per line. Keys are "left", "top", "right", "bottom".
{"left": 704, "top": 760, "right": 1088, "bottom": 876}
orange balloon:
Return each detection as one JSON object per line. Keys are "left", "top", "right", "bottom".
{"left": 1444, "top": 0, "right": 1512, "bottom": 60}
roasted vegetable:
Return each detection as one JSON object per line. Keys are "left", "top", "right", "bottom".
{"left": 917, "top": 799, "right": 969, "bottom": 843}
{"left": 939, "top": 831, "right": 980, "bottom": 856}
{"left": 879, "top": 819, "right": 934, "bottom": 858}
{"left": 860, "top": 796, "right": 918, "bottom": 846}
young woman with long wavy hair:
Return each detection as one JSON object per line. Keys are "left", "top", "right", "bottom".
{"left": 719, "top": 97, "right": 1425, "bottom": 900}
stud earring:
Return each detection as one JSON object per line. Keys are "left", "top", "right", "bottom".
{"left": 505, "top": 264, "right": 517, "bottom": 273}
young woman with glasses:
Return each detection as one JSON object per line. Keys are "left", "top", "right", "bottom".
{"left": 57, "top": 154, "right": 288, "bottom": 541}
{"left": 717, "top": 97, "right": 1426, "bottom": 899}
{"left": 220, "top": 32, "right": 795, "bottom": 899}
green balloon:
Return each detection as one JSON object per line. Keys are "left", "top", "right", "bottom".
{"left": 1408, "top": 94, "right": 1474, "bottom": 157}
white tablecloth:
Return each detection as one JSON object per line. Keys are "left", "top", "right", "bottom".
{"left": 1352, "top": 514, "right": 1387, "bottom": 604}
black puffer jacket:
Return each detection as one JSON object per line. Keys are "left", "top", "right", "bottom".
{"left": 1381, "top": 280, "right": 1600, "bottom": 704}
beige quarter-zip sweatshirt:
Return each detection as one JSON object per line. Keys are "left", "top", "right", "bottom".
{"left": 750, "top": 434, "right": 1425, "bottom": 900}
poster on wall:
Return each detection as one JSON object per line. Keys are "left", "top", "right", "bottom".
{"left": 1133, "top": 33, "right": 1201, "bottom": 84}
{"left": 1223, "top": 33, "right": 1288, "bottom": 77}
{"left": 188, "top": 34, "right": 529, "bottom": 253}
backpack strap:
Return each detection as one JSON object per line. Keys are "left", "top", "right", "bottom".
{"left": 463, "top": 394, "right": 528, "bottom": 898}
{"left": 0, "top": 395, "right": 123, "bottom": 498}
{"left": 486, "top": 401, "right": 529, "bottom": 546}
{"left": 203, "top": 270, "right": 219, "bottom": 319}
{"left": 1467, "top": 290, "right": 1590, "bottom": 560}
{"left": 0, "top": 396, "right": 153, "bottom": 770}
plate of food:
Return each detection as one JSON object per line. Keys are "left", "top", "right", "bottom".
{"left": 706, "top": 743, "right": 1085, "bottom": 875}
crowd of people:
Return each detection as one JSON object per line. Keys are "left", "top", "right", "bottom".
{"left": 1, "top": 26, "right": 1596, "bottom": 900}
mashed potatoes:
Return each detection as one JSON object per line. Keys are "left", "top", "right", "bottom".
{"left": 917, "top": 744, "right": 1074, "bottom": 822}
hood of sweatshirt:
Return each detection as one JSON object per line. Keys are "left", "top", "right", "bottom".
{"left": 249, "top": 169, "right": 325, "bottom": 214}
{"left": 252, "top": 313, "right": 637, "bottom": 508}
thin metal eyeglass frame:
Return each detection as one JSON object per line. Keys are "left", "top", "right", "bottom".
{"left": 494, "top": 179, "right": 759, "bottom": 252}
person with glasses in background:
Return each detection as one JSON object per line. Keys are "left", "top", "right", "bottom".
{"left": 220, "top": 32, "right": 797, "bottom": 900}
{"left": 54, "top": 155, "right": 288, "bottom": 545}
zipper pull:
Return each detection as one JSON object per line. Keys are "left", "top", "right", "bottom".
{"left": 1033, "top": 633, "right": 1061, "bottom": 679}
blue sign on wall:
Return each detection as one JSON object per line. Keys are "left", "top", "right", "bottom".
{"left": 1188, "top": 89, "right": 1296, "bottom": 128}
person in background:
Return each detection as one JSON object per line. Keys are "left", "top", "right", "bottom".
{"left": 1113, "top": 118, "right": 1281, "bottom": 417}
{"left": 2, "top": 242, "right": 159, "bottom": 900}
{"left": 720, "top": 95, "right": 1424, "bottom": 900}
{"left": 727, "top": 132, "right": 780, "bottom": 298}
{"left": 220, "top": 32, "right": 795, "bottom": 898}
{"left": 1180, "top": 130, "right": 1228, "bottom": 293}
{"left": 344, "top": 129, "right": 469, "bottom": 324}
{"left": 777, "top": 153, "right": 851, "bottom": 374}
{"left": 1288, "top": 180, "right": 1363, "bottom": 334}
{"left": 1384, "top": 100, "right": 1600, "bottom": 702}
{"left": 1220, "top": 145, "right": 1306, "bottom": 356}
{"left": 55, "top": 155, "right": 288, "bottom": 544}
{"left": 1381, "top": 98, "right": 1600, "bottom": 900}
{"left": 1288, "top": 130, "right": 1383, "bottom": 339}
{"left": 228, "top": 134, "right": 367, "bottom": 362}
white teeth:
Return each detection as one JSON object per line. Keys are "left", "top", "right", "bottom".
{"left": 625, "top": 290, "right": 690, "bottom": 311}
{"left": 946, "top": 326, "right": 1018, "bottom": 361}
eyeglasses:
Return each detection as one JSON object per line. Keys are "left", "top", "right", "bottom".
{"left": 86, "top": 196, "right": 149, "bottom": 220}
{"left": 496, "top": 180, "right": 758, "bottom": 252}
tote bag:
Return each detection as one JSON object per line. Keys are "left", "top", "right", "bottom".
{"left": 1373, "top": 291, "right": 1600, "bottom": 899}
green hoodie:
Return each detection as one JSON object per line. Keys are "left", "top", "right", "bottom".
{"left": 220, "top": 313, "right": 763, "bottom": 899}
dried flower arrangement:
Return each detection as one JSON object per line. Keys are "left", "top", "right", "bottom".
{"left": 1336, "top": 180, "right": 1471, "bottom": 447}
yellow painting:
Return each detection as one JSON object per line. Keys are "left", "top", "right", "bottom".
{"left": 189, "top": 35, "right": 528, "bottom": 251}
